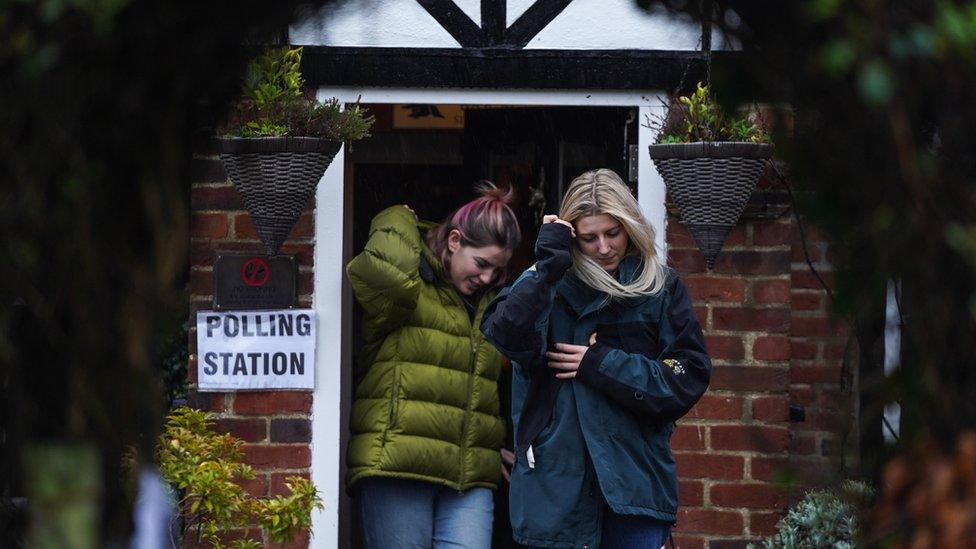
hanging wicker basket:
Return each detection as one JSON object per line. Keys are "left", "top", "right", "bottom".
{"left": 648, "top": 141, "right": 773, "bottom": 269}
{"left": 215, "top": 137, "right": 342, "bottom": 255}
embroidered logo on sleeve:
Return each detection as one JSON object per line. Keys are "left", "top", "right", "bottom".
{"left": 663, "top": 359, "right": 685, "bottom": 375}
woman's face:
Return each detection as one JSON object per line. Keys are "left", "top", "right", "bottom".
{"left": 574, "top": 213, "right": 629, "bottom": 273}
{"left": 447, "top": 230, "right": 512, "bottom": 296}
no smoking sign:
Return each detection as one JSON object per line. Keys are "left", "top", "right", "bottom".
{"left": 214, "top": 254, "right": 297, "bottom": 311}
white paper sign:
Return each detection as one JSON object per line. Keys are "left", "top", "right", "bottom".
{"left": 196, "top": 309, "right": 316, "bottom": 391}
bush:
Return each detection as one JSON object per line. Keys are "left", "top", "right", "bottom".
{"left": 219, "top": 47, "right": 373, "bottom": 141}
{"left": 657, "top": 82, "right": 768, "bottom": 144}
{"left": 750, "top": 481, "right": 873, "bottom": 549}
{"left": 158, "top": 407, "right": 322, "bottom": 548}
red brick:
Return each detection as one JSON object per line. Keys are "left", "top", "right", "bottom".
{"left": 791, "top": 317, "right": 836, "bottom": 337}
{"left": 212, "top": 417, "right": 267, "bottom": 442}
{"left": 711, "top": 425, "right": 789, "bottom": 453}
{"left": 711, "top": 482, "right": 788, "bottom": 509}
{"left": 686, "top": 394, "right": 743, "bottom": 420}
{"left": 709, "top": 540, "right": 755, "bottom": 549}
{"left": 234, "top": 212, "right": 314, "bottom": 241}
{"left": 725, "top": 225, "right": 747, "bottom": 246}
{"left": 823, "top": 341, "right": 850, "bottom": 360}
{"left": 791, "top": 292, "right": 822, "bottom": 311}
{"left": 710, "top": 366, "right": 789, "bottom": 391}
{"left": 278, "top": 530, "right": 310, "bottom": 549}
{"left": 752, "top": 279, "right": 790, "bottom": 304}
{"left": 751, "top": 457, "right": 790, "bottom": 482}
{"left": 213, "top": 528, "right": 261, "bottom": 546}
{"left": 791, "top": 340, "right": 818, "bottom": 360}
{"left": 185, "top": 389, "right": 225, "bottom": 412}
{"left": 667, "top": 219, "right": 696, "bottom": 248}
{"left": 713, "top": 308, "right": 790, "bottom": 333}
{"left": 695, "top": 306, "right": 709, "bottom": 328}
{"left": 706, "top": 335, "right": 745, "bottom": 360}
{"left": 676, "top": 508, "right": 745, "bottom": 535}
{"left": 752, "top": 396, "right": 789, "bottom": 422}
{"left": 790, "top": 433, "right": 816, "bottom": 455}
{"left": 791, "top": 243, "right": 822, "bottom": 263}
{"left": 232, "top": 392, "right": 312, "bottom": 414}
{"left": 789, "top": 386, "right": 816, "bottom": 406}
{"left": 790, "top": 365, "right": 841, "bottom": 384}
{"left": 297, "top": 271, "right": 314, "bottom": 295}
{"left": 235, "top": 474, "right": 268, "bottom": 498}
{"left": 672, "top": 535, "right": 706, "bottom": 549}
{"left": 753, "top": 336, "right": 790, "bottom": 361}
{"left": 753, "top": 222, "right": 792, "bottom": 246}
{"left": 805, "top": 409, "right": 841, "bottom": 431}
{"left": 191, "top": 212, "right": 229, "bottom": 239}
{"left": 685, "top": 276, "right": 747, "bottom": 303}
{"left": 191, "top": 185, "right": 242, "bottom": 210}
{"left": 189, "top": 269, "right": 214, "bottom": 296}
{"left": 679, "top": 480, "right": 704, "bottom": 506}
{"left": 713, "top": 251, "right": 790, "bottom": 276}
{"left": 669, "top": 249, "right": 706, "bottom": 274}
{"left": 750, "top": 511, "right": 784, "bottom": 536}
{"left": 271, "top": 472, "right": 312, "bottom": 496}
{"left": 676, "top": 453, "right": 744, "bottom": 480}
{"left": 672, "top": 424, "right": 707, "bottom": 450}
{"left": 243, "top": 444, "right": 311, "bottom": 469}
{"left": 790, "top": 271, "right": 833, "bottom": 290}
{"left": 187, "top": 356, "right": 198, "bottom": 384}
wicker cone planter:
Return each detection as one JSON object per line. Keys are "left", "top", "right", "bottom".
{"left": 215, "top": 137, "right": 342, "bottom": 255}
{"left": 648, "top": 141, "right": 773, "bottom": 269}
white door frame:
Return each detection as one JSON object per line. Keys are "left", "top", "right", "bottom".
{"left": 311, "top": 87, "right": 668, "bottom": 548}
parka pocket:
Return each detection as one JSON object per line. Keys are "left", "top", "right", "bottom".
{"left": 382, "top": 366, "right": 401, "bottom": 446}
{"left": 594, "top": 321, "right": 659, "bottom": 358}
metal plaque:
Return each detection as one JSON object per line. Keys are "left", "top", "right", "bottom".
{"left": 213, "top": 254, "right": 297, "bottom": 311}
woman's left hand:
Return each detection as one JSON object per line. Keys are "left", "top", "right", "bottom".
{"left": 547, "top": 341, "right": 589, "bottom": 379}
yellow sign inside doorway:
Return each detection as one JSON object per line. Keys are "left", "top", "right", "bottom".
{"left": 393, "top": 104, "right": 465, "bottom": 129}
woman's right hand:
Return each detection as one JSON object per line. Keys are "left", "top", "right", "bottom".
{"left": 542, "top": 215, "right": 575, "bottom": 237}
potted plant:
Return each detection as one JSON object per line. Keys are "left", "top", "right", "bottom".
{"left": 158, "top": 407, "right": 323, "bottom": 548}
{"left": 216, "top": 47, "right": 373, "bottom": 255}
{"left": 648, "top": 82, "right": 773, "bottom": 269}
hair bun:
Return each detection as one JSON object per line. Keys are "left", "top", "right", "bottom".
{"left": 474, "top": 180, "right": 516, "bottom": 206}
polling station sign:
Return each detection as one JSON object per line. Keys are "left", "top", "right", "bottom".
{"left": 196, "top": 309, "right": 316, "bottom": 391}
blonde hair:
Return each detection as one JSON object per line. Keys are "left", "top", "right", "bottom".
{"left": 559, "top": 169, "right": 666, "bottom": 298}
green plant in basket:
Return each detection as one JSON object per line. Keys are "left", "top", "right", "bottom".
{"left": 220, "top": 47, "right": 373, "bottom": 141}
{"left": 158, "top": 406, "right": 323, "bottom": 548}
{"left": 658, "top": 82, "right": 768, "bottom": 144}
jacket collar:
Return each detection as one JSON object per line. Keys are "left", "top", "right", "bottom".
{"left": 418, "top": 221, "right": 445, "bottom": 284}
{"left": 556, "top": 255, "right": 643, "bottom": 316}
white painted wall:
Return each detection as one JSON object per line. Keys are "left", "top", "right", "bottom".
{"left": 291, "top": 0, "right": 729, "bottom": 50}
{"left": 310, "top": 88, "right": 667, "bottom": 548}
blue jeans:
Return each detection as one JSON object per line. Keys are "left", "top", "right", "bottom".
{"left": 356, "top": 477, "right": 494, "bottom": 549}
{"left": 600, "top": 511, "right": 672, "bottom": 549}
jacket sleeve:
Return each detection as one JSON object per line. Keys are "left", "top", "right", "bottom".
{"left": 575, "top": 275, "right": 711, "bottom": 424}
{"left": 480, "top": 223, "right": 573, "bottom": 373}
{"left": 345, "top": 206, "right": 423, "bottom": 340}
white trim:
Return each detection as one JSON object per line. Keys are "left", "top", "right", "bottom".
{"left": 310, "top": 87, "right": 669, "bottom": 548}
{"left": 311, "top": 142, "right": 346, "bottom": 549}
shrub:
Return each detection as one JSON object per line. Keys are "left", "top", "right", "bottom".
{"left": 657, "top": 82, "right": 768, "bottom": 144}
{"left": 158, "top": 407, "right": 322, "bottom": 548}
{"left": 219, "top": 47, "right": 373, "bottom": 141}
{"left": 750, "top": 480, "right": 873, "bottom": 549}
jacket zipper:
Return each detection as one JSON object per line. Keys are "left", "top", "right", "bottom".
{"left": 459, "top": 340, "right": 477, "bottom": 487}
{"left": 382, "top": 367, "right": 400, "bottom": 447}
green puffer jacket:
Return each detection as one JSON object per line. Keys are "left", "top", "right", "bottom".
{"left": 345, "top": 205, "right": 505, "bottom": 492}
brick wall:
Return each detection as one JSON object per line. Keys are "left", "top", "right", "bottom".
{"left": 667, "top": 185, "right": 849, "bottom": 547}
{"left": 187, "top": 144, "right": 315, "bottom": 549}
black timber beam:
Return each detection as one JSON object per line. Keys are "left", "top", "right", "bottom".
{"left": 300, "top": 46, "right": 743, "bottom": 91}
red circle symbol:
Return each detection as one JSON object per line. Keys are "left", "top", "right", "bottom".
{"left": 240, "top": 257, "right": 270, "bottom": 287}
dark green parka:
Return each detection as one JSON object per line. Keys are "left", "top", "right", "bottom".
{"left": 345, "top": 205, "right": 505, "bottom": 491}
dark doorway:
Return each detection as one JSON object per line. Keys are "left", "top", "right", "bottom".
{"left": 343, "top": 104, "right": 637, "bottom": 548}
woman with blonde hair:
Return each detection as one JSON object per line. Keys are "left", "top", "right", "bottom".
{"left": 482, "top": 169, "right": 711, "bottom": 548}
{"left": 346, "top": 183, "right": 521, "bottom": 548}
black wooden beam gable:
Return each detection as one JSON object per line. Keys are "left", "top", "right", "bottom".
{"left": 301, "top": 46, "right": 732, "bottom": 91}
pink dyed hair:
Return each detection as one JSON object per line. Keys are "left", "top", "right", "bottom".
{"left": 426, "top": 181, "right": 521, "bottom": 285}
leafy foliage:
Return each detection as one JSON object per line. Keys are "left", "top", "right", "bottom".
{"left": 219, "top": 47, "right": 373, "bottom": 140}
{"left": 657, "top": 82, "right": 768, "bottom": 144}
{"left": 750, "top": 481, "right": 873, "bottom": 549}
{"left": 158, "top": 407, "right": 322, "bottom": 548}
